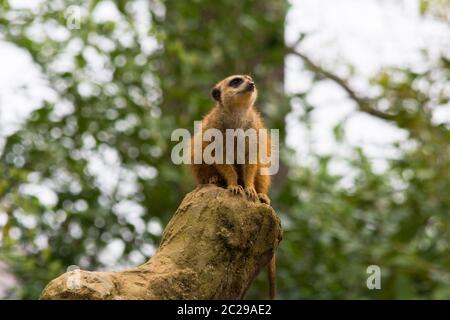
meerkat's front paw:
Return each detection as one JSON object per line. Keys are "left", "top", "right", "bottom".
{"left": 208, "top": 175, "right": 220, "bottom": 185}
{"left": 228, "top": 184, "right": 244, "bottom": 196}
{"left": 245, "top": 186, "right": 258, "bottom": 202}
{"left": 258, "top": 193, "right": 271, "bottom": 205}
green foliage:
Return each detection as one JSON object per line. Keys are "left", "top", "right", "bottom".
{"left": 1, "top": 0, "right": 449, "bottom": 300}
{"left": 0, "top": 0, "right": 289, "bottom": 299}
{"left": 251, "top": 55, "right": 450, "bottom": 299}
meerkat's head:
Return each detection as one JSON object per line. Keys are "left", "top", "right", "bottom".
{"left": 210, "top": 74, "right": 257, "bottom": 110}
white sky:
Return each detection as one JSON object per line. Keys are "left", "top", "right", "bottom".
{"left": 285, "top": 0, "right": 450, "bottom": 174}
{"left": 1, "top": 0, "right": 449, "bottom": 166}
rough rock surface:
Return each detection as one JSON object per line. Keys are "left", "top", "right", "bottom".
{"left": 40, "top": 185, "right": 282, "bottom": 300}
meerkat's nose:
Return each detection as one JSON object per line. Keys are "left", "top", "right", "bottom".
{"left": 246, "top": 81, "right": 255, "bottom": 92}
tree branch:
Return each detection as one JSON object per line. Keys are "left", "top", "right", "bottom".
{"left": 40, "top": 185, "right": 282, "bottom": 300}
{"left": 286, "top": 45, "right": 396, "bottom": 121}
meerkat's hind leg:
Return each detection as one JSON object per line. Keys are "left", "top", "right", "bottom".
{"left": 243, "top": 164, "right": 258, "bottom": 202}
{"left": 245, "top": 186, "right": 258, "bottom": 202}
{"left": 214, "top": 164, "right": 245, "bottom": 196}
{"left": 258, "top": 193, "right": 271, "bottom": 205}
{"left": 228, "top": 185, "right": 245, "bottom": 196}
{"left": 254, "top": 172, "right": 271, "bottom": 205}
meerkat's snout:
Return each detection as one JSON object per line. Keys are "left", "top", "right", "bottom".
{"left": 236, "top": 76, "right": 255, "bottom": 94}
{"left": 236, "top": 79, "right": 256, "bottom": 97}
{"left": 245, "top": 81, "right": 255, "bottom": 92}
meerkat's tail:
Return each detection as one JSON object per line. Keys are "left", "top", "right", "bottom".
{"left": 268, "top": 254, "right": 276, "bottom": 300}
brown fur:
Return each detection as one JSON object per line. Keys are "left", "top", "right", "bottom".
{"left": 189, "top": 75, "right": 276, "bottom": 299}
{"left": 190, "top": 74, "right": 271, "bottom": 204}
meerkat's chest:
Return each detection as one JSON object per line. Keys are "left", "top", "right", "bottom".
{"left": 219, "top": 114, "right": 253, "bottom": 130}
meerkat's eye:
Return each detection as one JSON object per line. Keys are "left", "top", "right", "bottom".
{"left": 229, "top": 78, "right": 243, "bottom": 87}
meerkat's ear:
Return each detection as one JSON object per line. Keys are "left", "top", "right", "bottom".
{"left": 211, "top": 87, "right": 221, "bottom": 102}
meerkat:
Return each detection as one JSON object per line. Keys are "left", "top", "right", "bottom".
{"left": 190, "top": 74, "right": 271, "bottom": 204}
{"left": 190, "top": 74, "right": 276, "bottom": 299}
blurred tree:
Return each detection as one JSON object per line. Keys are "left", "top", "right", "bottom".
{"left": 420, "top": 0, "right": 450, "bottom": 21}
{"left": 0, "top": 0, "right": 449, "bottom": 300}
{"left": 0, "top": 0, "right": 288, "bottom": 299}
{"left": 275, "top": 33, "right": 450, "bottom": 298}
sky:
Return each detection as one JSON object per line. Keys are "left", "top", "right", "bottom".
{"left": 285, "top": 0, "right": 450, "bottom": 175}
{"left": 0, "top": 0, "right": 449, "bottom": 277}
{"left": 1, "top": 0, "right": 449, "bottom": 167}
